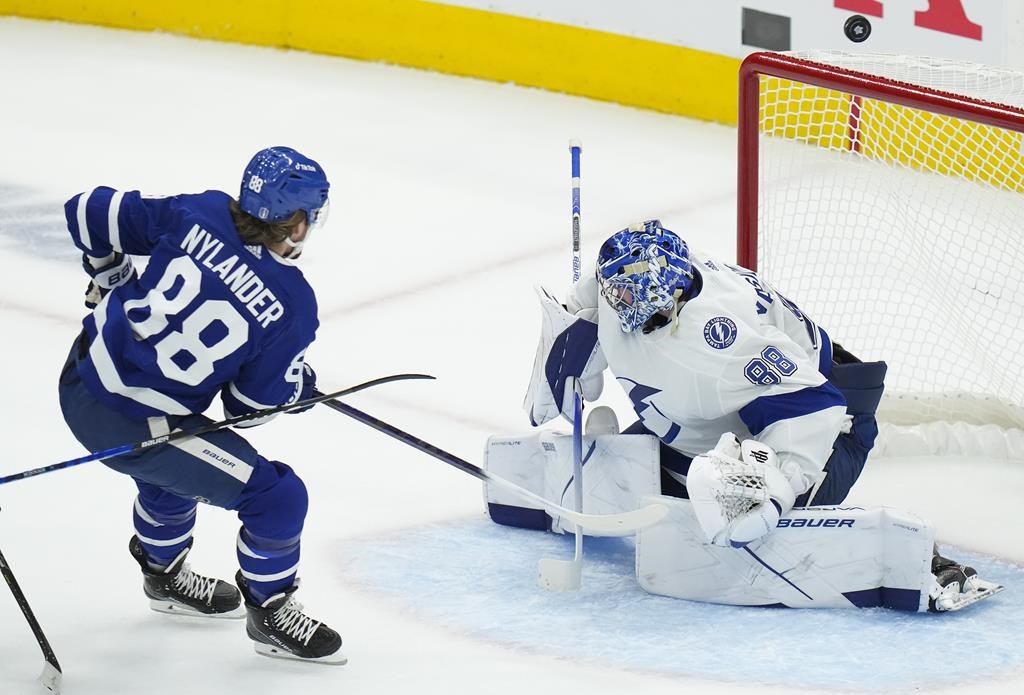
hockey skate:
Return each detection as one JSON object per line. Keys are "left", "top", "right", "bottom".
{"left": 236, "top": 572, "right": 347, "bottom": 665}
{"left": 128, "top": 536, "right": 245, "bottom": 618}
{"left": 928, "top": 550, "right": 1003, "bottom": 613}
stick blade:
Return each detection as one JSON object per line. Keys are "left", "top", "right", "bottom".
{"left": 39, "top": 662, "right": 62, "bottom": 694}
{"left": 538, "top": 557, "right": 582, "bottom": 591}
{"left": 560, "top": 502, "right": 669, "bottom": 535}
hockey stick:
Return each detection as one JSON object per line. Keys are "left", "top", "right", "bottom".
{"left": 538, "top": 139, "right": 585, "bottom": 592}
{"left": 0, "top": 510, "right": 62, "bottom": 694}
{"left": 0, "top": 373, "right": 434, "bottom": 486}
{"left": 314, "top": 392, "right": 668, "bottom": 534}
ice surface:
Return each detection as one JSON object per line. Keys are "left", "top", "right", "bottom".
{"left": 344, "top": 519, "right": 1024, "bottom": 692}
{"left": 0, "top": 16, "right": 1020, "bottom": 695}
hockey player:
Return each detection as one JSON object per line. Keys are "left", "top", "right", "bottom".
{"left": 57, "top": 146, "right": 346, "bottom": 663}
{"left": 523, "top": 219, "right": 997, "bottom": 612}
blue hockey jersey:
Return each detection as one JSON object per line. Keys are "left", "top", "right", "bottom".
{"left": 65, "top": 187, "right": 318, "bottom": 422}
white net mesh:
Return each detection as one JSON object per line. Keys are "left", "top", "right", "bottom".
{"left": 752, "top": 51, "right": 1024, "bottom": 432}
{"left": 718, "top": 464, "right": 768, "bottom": 522}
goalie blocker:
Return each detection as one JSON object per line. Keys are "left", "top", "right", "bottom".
{"left": 483, "top": 431, "right": 1000, "bottom": 611}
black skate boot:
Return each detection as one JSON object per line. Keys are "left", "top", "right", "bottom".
{"left": 928, "top": 549, "right": 1003, "bottom": 612}
{"left": 129, "top": 536, "right": 244, "bottom": 618}
{"left": 236, "top": 571, "right": 346, "bottom": 665}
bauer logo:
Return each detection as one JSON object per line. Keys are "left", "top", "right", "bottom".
{"left": 704, "top": 317, "right": 737, "bottom": 349}
{"left": 202, "top": 448, "right": 236, "bottom": 468}
{"left": 777, "top": 518, "right": 854, "bottom": 528}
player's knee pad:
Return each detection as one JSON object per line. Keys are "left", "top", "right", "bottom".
{"left": 232, "top": 458, "right": 308, "bottom": 540}
{"left": 829, "top": 360, "right": 887, "bottom": 417}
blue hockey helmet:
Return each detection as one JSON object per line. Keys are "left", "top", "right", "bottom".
{"left": 596, "top": 220, "right": 694, "bottom": 333}
{"left": 239, "top": 146, "right": 330, "bottom": 256}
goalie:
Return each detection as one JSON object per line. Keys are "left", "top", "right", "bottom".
{"left": 513, "top": 219, "right": 1000, "bottom": 612}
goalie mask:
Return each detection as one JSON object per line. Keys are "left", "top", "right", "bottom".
{"left": 596, "top": 220, "right": 694, "bottom": 333}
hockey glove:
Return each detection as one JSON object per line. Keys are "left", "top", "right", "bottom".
{"left": 83, "top": 252, "right": 136, "bottom": 309}
{"left": 523, "top": 285, "right": 607, "bottom": 426}
{"left": 687, "top": 434, "right": 798, "bottom": 548}
{"left": 288, "top": 363, "right": 318, "bottom": 414}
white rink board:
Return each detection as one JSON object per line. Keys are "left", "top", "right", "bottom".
{"left": 433, "top": 0, "right": 1012, "bottom": 64}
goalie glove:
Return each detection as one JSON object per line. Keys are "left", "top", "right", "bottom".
{"left": 523, "top": 285, "right": 607, "bottom": 426}
{"left": 687, "top": 434, "right": 797, "bottom": 548}
{"left": 83, "top": 252, "right": 136, "bottom": 309}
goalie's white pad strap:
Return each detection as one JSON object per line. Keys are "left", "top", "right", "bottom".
{"left": 483, "top": 431, "right": 660, "bottom": 537}
{"left": 637, "top": 495, "right": 935, "bottom": 611}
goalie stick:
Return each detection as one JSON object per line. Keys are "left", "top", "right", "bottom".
{"left": 0, "top": 510, "right": 62, "bottom": 694}
{"left": 0, "top": 373, "right": 434, "bottom": 486}
{"left": 538, "top": 139, "right": 585, "bottom": 592}
{"left": 314, "top": 392, "right": 669, "bottom": 534}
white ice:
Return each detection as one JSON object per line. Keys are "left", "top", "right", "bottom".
{"left": 1, "top": 17, "right": 1022, "bottom": 695}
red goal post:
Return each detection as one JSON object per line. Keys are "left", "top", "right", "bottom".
{"left": 735, "top": 51, "right": 1024, "bottom": 443}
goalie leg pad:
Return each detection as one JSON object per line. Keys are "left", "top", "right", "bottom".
{"left": 483, "top": 432, "right": 661, "bottom": 537}
{"left": 483, "top": 435, "right": 550, "bottom": 531}
{"left": 622, "top": 419, "right": 693, "bottom": 498}
{"left": 636, "top": 495, "right": 936, "bottom": 610}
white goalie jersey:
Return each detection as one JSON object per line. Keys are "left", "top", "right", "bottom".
{"left": 567, "top": 250, "right": 849, "bottom": 494}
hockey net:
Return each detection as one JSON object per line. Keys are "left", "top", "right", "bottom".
{"left": 737, "top": 51, "right": 1024, "bottom": 458}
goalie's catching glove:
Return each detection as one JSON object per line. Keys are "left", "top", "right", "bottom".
{"left": 523, "top": 285, "right": 607, "bottom": 426}
{"left": 83, "top": 252, "right": 136, "bottom": 309}
{"left": 687, "top": 434, "right": 800, "bottom": 548}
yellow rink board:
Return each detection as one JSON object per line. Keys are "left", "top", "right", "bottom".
{"left": 0, "top": 0, "right": 740, "bottom": 124}
{"left": 6, "top": 1, "right": 1020, "bottom": 183}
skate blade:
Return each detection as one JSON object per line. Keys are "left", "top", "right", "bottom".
{"left": 149, "top": 599, "right": 246, "bottom": 619}
{"left": 936, "top": 582, "right": 1004, "bottom": 612}
{"left": 254, "top": 641, "right": 348, "bottom": 665}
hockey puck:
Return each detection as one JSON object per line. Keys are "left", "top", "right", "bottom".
{"left": 844, "top": 14, "right": 872, "bottom": 43}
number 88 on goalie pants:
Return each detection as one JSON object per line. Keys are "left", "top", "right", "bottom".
{"left": 57, "top": 334, "right": 308, "bottom": 604}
